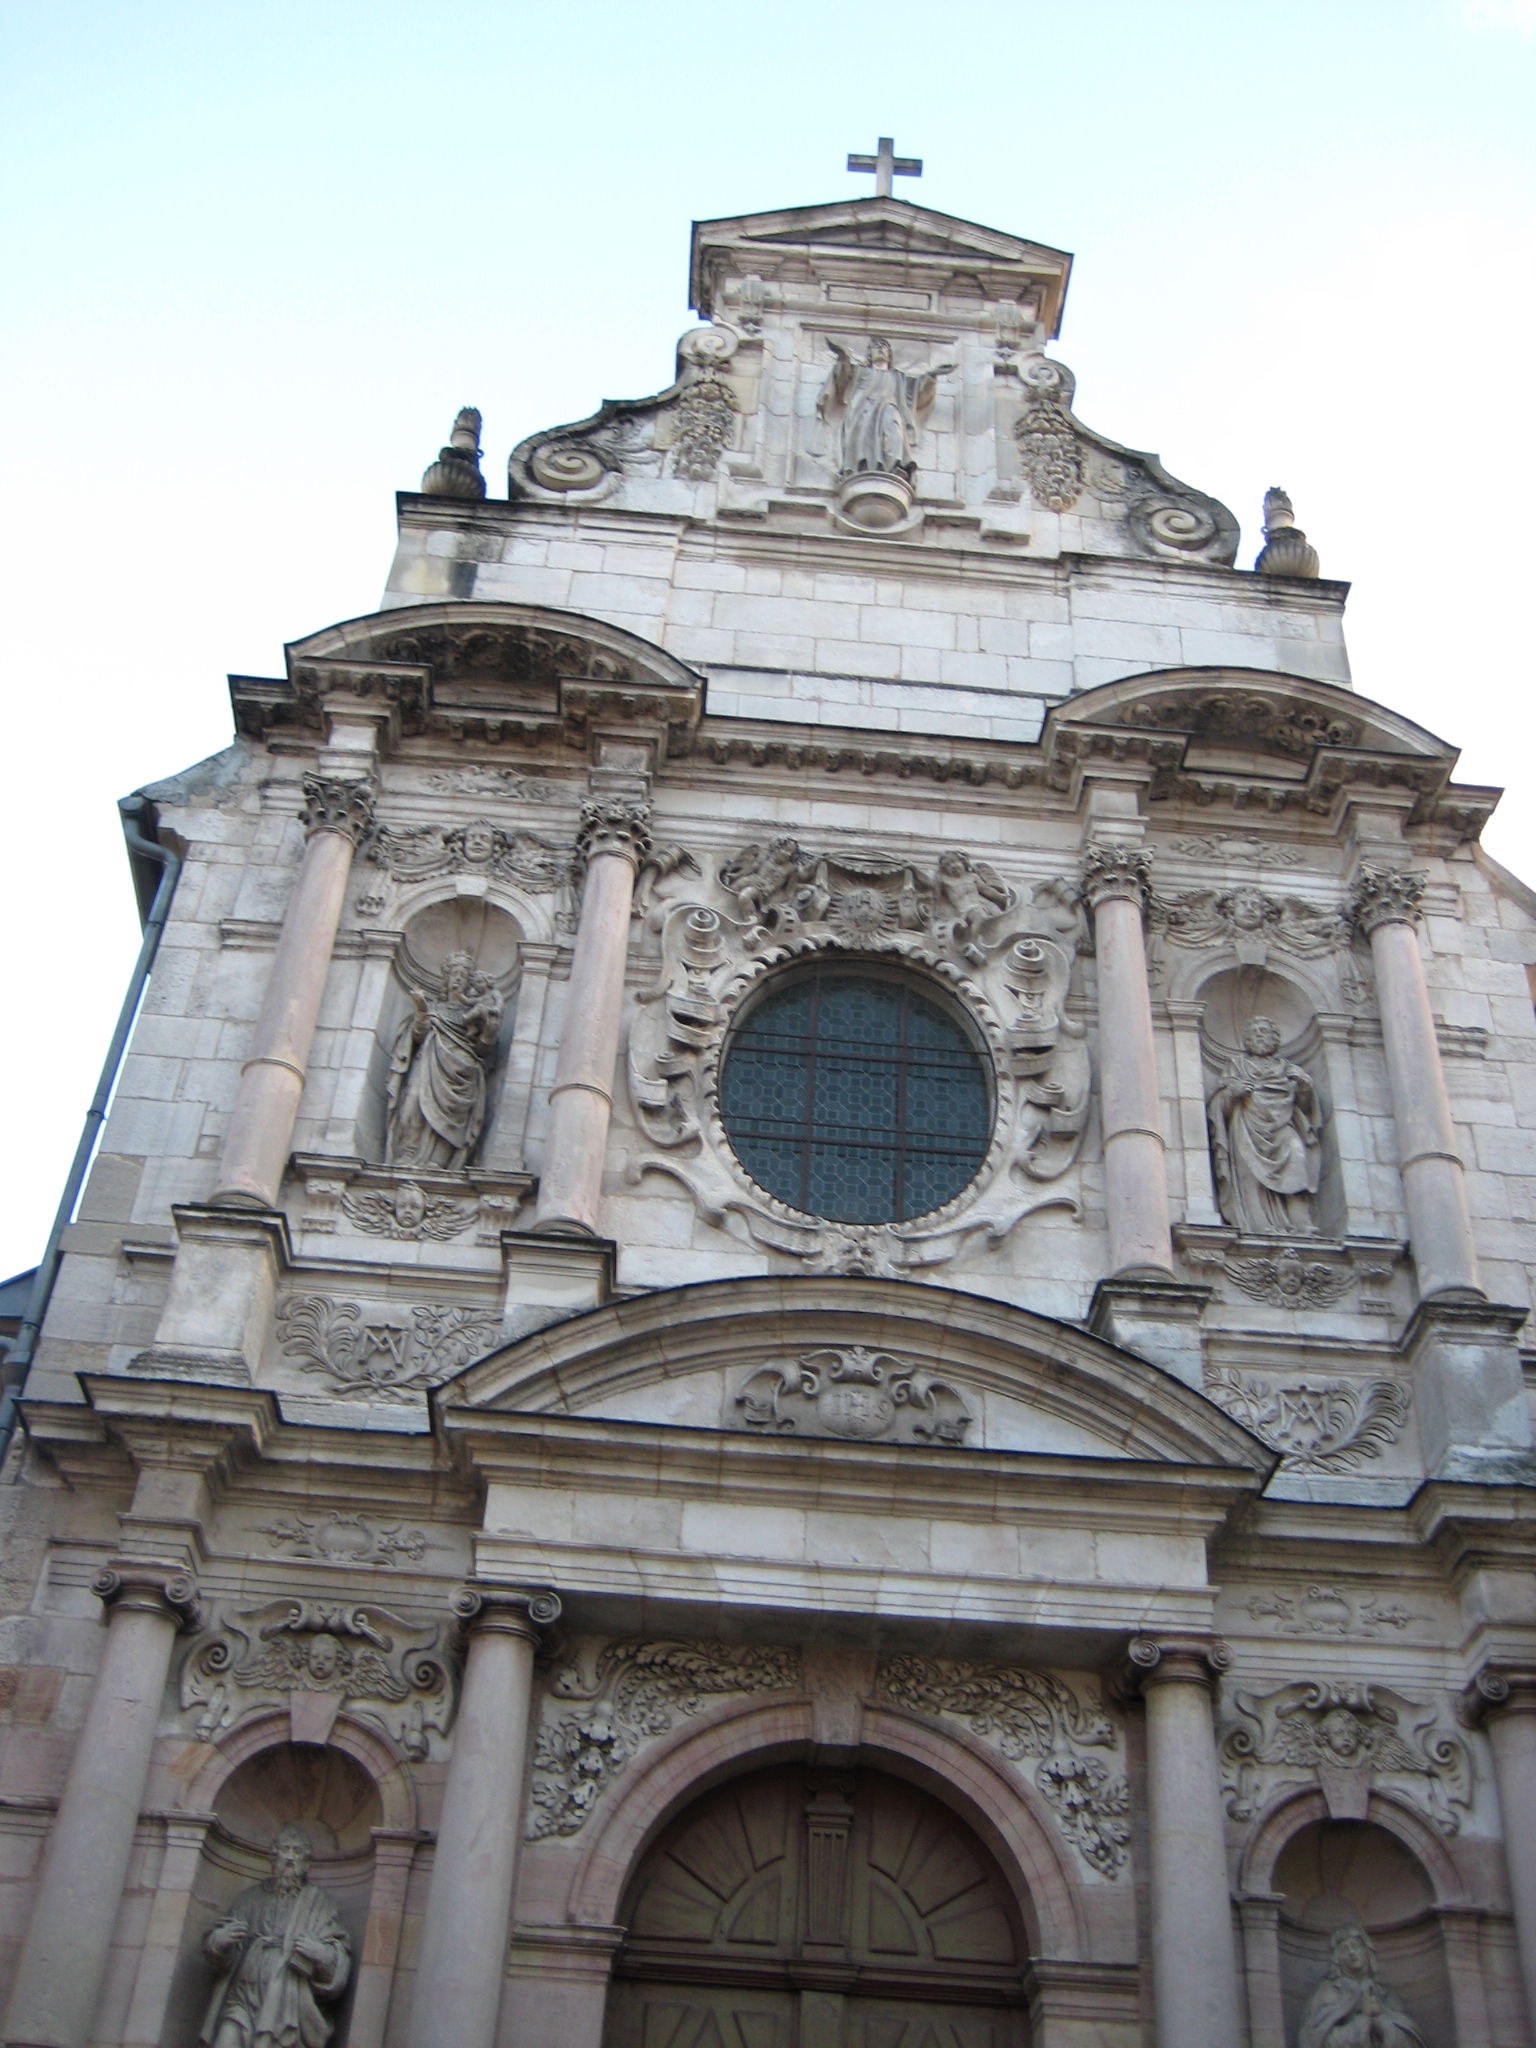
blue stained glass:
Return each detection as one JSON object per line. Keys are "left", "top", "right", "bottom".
{"left": 719, "top": 966, "right": 992, "bottom": 1223}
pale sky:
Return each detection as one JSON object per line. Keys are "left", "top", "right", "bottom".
{"left": 2, "top": 0, "right": 1533, "bottom": 1282}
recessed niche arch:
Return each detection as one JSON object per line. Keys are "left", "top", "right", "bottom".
{"left": 163, "top": 1740, "right": 381, "bottom": 2048}
{"left": 1275, "top": 1816, "right": 1452, "bottom": 2046}
{"left": 361, "top": 891, "right": 525, "bottom": 1168}
{"left": 1194, "top": 962, "right": 1343, "bottom": 1239}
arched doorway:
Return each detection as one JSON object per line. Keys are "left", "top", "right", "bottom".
{"left": 605, "top": 1763, "right": 1029, "bottom": 2047}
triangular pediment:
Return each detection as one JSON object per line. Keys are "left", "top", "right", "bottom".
{"left": 438, "top": 1276, "right": 1271, "bottom": 1474}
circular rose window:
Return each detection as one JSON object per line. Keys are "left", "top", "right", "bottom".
{"left": 718, "top": 965, "right": 993, "bottom": 1224}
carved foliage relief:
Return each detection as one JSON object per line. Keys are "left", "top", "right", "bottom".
{"left": 1205, "top": 1367, "right": 1410, "bottom": 1473}
{"left": 879, "top": 1654, "right": 1130, "bottom": 1878}
{"left": 276, "top": 1295, "right": 502, "bottom": 1400}
{"left": 627, "top": 838, "right": 1090, "bottom": 1276}
{"left": 529, "top": 1638, "right": 801, "bottom": 1838}
{"left": 181, "top": 1598, "right": 456, "bottom": 1758}
{"left": 1221, "top": 1680, "right": 1471, "bottom": 1834}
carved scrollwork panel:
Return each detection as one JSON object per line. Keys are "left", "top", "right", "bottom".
{"left": 1204, "top": 1367, "right": 1409, "bottom": 1473}
{"left": 733, "top": 1346, "right": 972, "bottom": 1444}
{"left": 180, "top": 1598, "right": 457, "bottom": 1758}
{"left": 878, "top": 1654, "right": 1130, "bottom": 1878}
{"left": 275, "top": 1295, "right": 502, "bottom": 1401}
{"left": 528, "top": 1637, "right": 801, "bottom": 1838}
{"left": 1220, "top": 1679, "right": 1471, "bottom": 1834}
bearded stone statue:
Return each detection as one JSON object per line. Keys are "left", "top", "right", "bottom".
{"left": 200, "top": 1824, "right": 351, "bottom": 2048}
{"left": 1298, "top": 1924, "right": 1425, "bottom": 2047}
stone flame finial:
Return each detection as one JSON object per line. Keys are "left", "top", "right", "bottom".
{"left": 420, "top": 406, "right": 486, "bottom": 499}
{"left": 1254, "top": 485, "right": 1320, "bottom": 578}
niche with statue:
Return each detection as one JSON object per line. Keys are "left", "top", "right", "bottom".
{"left": 361, "top": 896, "right": 522, "bottom": 1172}
{"left": 164, "top": 1744, "right": 378, "bottom": 2048}
{"left": 1277, "top": 1818, "right": 1450, "bottom": 2045}
{"left": 1199, "top": 966, "right": 1342, "bottom": 1240}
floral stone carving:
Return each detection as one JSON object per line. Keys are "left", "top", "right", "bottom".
{"left": 628, "top": 843, "right": 1091, "bottom": 1277}
{"left": 1243, "top": 1585, "right": 1416, "bottom": 1637}
{"left": 1014, "top": 359, "right": 1083, "bottom": 511}
{"left": 1205, "top": 1367, "right": 1409, "bottom": 1473}
{"left": 256, "top": 1511, "right": 436, "bottom": 1568}
{"left": 529, "top": 1638, "right": 801, "bottom": 1838}
{"left": 879, "top": 1654, "right": 1130, "bottom": 1877}
{"left": 1221, "top": 1679, "right": 1471, "bottom": 1833}
{"left": 734, "top": 1346, "right": 971, "bottom": 1444}
{"left": 670, "top": 369, "right": 739, "bottom": 480}
{"left": 181, "top": 1598, "right": 457, "bottom": 1757}
{"left": 276, "top": 1295, "right": 502, "bottom": 1400}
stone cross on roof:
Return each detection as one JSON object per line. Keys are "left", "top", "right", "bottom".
{"left": 846, "top": 136, "right": 922, "bottom": 199}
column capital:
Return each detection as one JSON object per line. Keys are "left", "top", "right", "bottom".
{"left": 1349, "top": 861, "right": 1427, "bottom": 936}
{"left": 300, "top": 771, "right": 377, "bottom": 845}
{"left": 1079, "top": 841, "right": 1153, "bottom": 914}
{"left": 1124, "top": 1633, "right": 1232, "bottom": 1691}
{"left": 91, "top": 1561, "right": 201, "bottom": 1631}
{"left": 451, "top": 1584, "right": 562, "bottom": 1644}
{"left": 1464, "top": 1663, "right": 1536, "bottom": 1725}
{"left": 577, "top": 794, "right": 653, "bottom": 867}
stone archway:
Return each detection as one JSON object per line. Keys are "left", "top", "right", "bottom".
{"left": 604, "top": 1761, "right": 1029, "bottom": 2048}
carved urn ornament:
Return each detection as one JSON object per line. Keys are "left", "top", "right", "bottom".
{"left": 1254, "top": 485, "right": 1320, "bottom": 578}
{"left": 419, "top": 406, "right": 486, "bottom": 500}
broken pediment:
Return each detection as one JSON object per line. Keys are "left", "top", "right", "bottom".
{"left": 436, "top": 1275, "right": 1273, "bottom": 1473}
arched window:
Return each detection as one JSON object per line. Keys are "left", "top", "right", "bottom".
{"left": 719, "top": 964, "right": 992, "bottom": 1223}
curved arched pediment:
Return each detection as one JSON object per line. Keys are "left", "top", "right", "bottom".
{"left": 230, "top": 600, "right": 705, "bottom": 750}
{"left": 439, "top": 1275, "right": 1272, "bottom": 1472}
{"left": 1051, "top": 667, "right": 1454, "bottom": 765}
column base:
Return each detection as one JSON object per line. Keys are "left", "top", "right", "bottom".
{"left": 1088, "top": 1277, "right": 1211, "bottom": 1388}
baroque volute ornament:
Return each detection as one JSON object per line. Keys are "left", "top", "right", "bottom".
{"left": 1350, "top": 863, "right": 1428, "bottom": 936}
{"left": 734, "top": 1346, "right": 971, "bottom": 1444}
{"left": 1014, "top": 358, "right": 1083, "bottom": 511}
{"left": 300, "top": 773, "right": 376, "bottom": 844}
{"left": 419, "top": 405, "right": 487, "bottom": 500}
{"left": 1206, "top": 1016, "right": 1322, "bottom": 1235}
{"left": 1298, "top": 1925, "right": 1423, "bottom": 2048}
{"left": 1221, "top": 1679, "right": 1471, "bottom": 1832}
{"left": 386, "top": 950, "right": 503, "bottom": 1170}
{"left": 201, "top": 1824, "right": 351, "bottom": 2048}
{"left": 181, "top": 1597, "right": 458, "bottom": 1757}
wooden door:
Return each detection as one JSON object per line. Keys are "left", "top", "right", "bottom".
{"left": 606, "top": 1767, "right": 1027, "bottom": 2048}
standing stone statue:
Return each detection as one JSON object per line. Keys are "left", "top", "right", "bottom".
{"left": 386, "top": 949, "right": 503, "bottom": 1169}
{"left": 200, "top": 1824, "right": 351, "bottom": 2048}
{"left": 1298, "top": 1924, "right": 1424, "bottom": 2047}
{"left": 1206, "top": 1014, "right": 1322, "bottom": 1234}
{"left": 819, "top": 336, "right": 955, "bottom": 478}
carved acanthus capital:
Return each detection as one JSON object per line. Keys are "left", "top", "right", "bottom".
{"left": 1079, "top": 842, "right": 1153, "bottom": 915}
{"left": 452, "top": 1585, "right": 563, "bottom": 1644}
{"left": 301, "top": 773, "right": 377, "bottom": 845}
{"left": 1349, "top": 863, "right": 1427, "bottom": 937}
{"left": 92, "top": 1562, "right": 201, "bottom": 1631}
{"left": 1124, "top": 1634, "right": 1232, "bottom": 1691}
{"left": 577, "top": 795, "right": 654, "bottom": 868}
{"left": 1463, "top": 1663, "right": 1536, "bottom": 1724}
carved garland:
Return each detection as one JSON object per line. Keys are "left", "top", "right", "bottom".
{"left": 528, "top": 1638, "right": 801, "bottom": 1838}
{"left": 879, "top": 1654, "right": 1130, "bottom": 1878}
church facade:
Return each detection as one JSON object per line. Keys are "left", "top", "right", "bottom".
{"left": 2, "top": 179, "right": 1535, "bottom": 2048}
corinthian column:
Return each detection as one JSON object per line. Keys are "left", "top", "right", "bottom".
{"left": 1467, "top": 1666, "right": 1536, "bottom": 2028}
{"left": 1351, "top": 865, "right": 1480, "bottom": 1300}
{"left": 2, "top": 1566, "right": 198, "bottom": 2048}
{"left": 1081, "top": 844, "right": 1172, "bottom": 1276}
{"left": 213, "top": 773, "right": 376, "bottom": 1208}
{"left": 534, "top": 795, "right": 652, "bottom": 1234}
{"left": 1127, "top": 1636, "right": 1244, "bottom": 2048}
{"left": 408, "top": 1587, "right": 561, "bottom": 2048}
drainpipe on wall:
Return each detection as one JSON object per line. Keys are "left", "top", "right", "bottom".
{"left": 0, "top": 795, "right": 182, "bottom": 1468}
